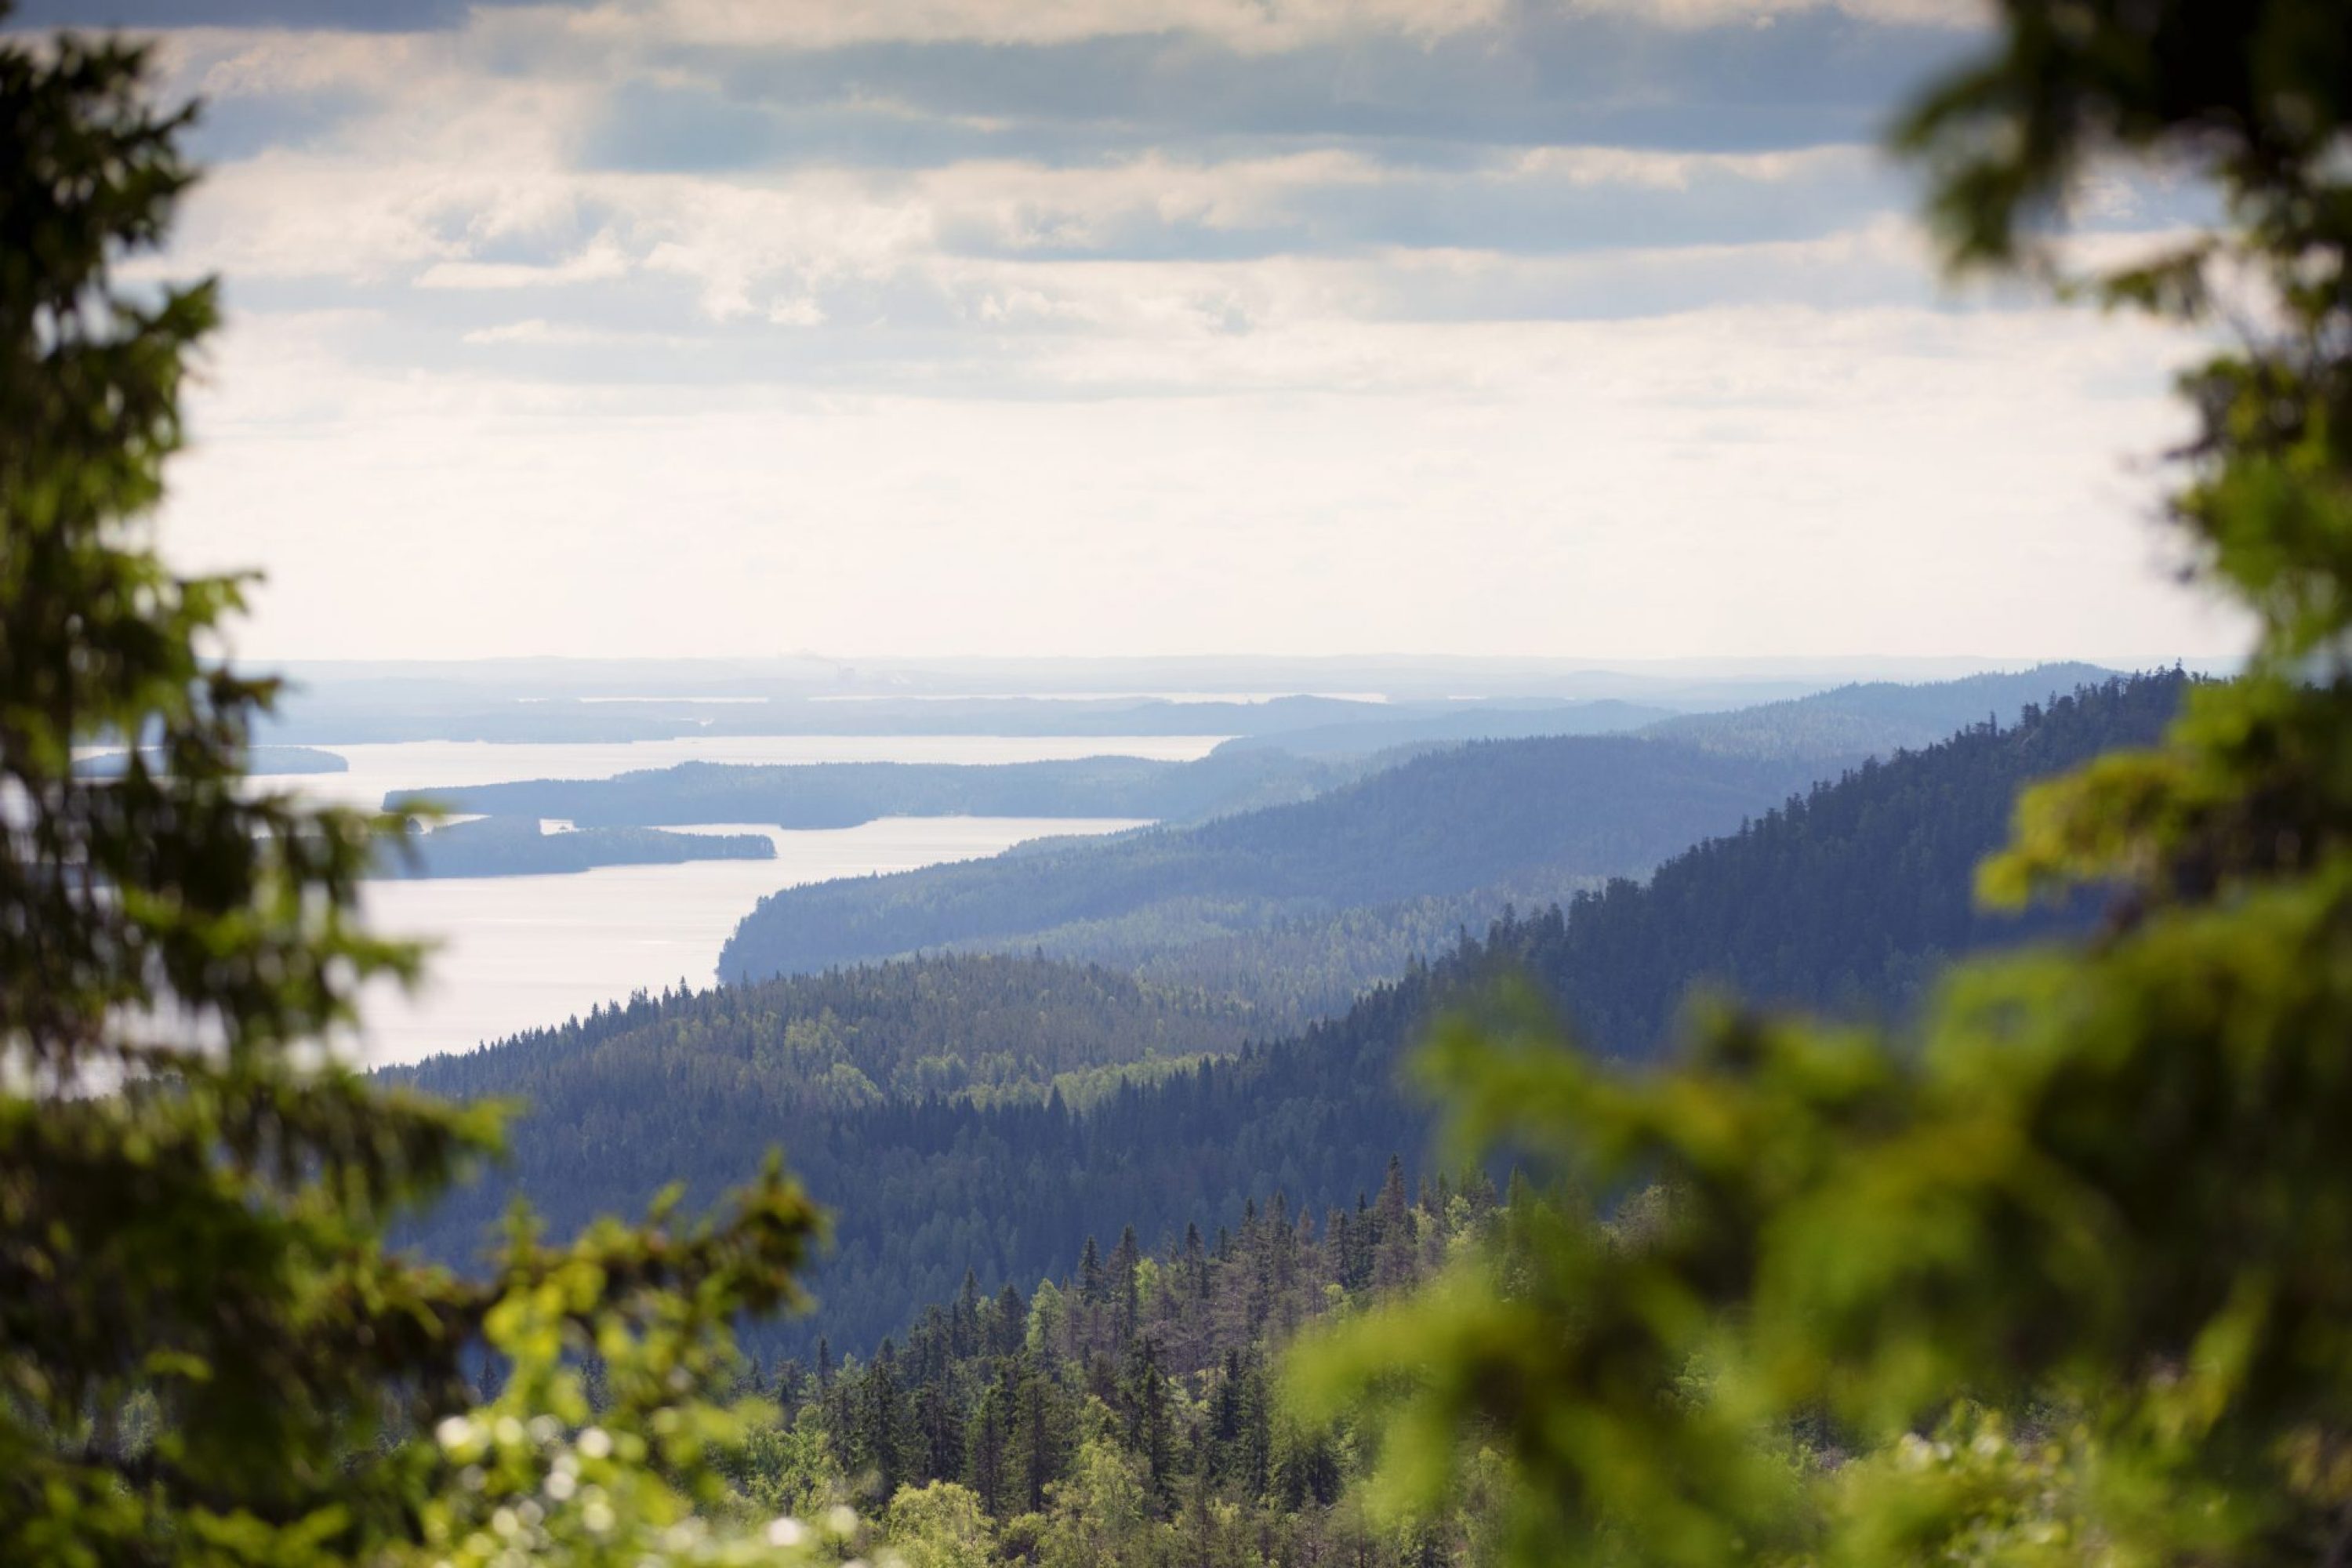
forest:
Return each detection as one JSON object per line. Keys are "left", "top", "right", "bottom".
{"left": 401, "top": 750, "right": 1360, "bottom": 831}
{"left": 709, "top": 664, "right": 2119, "bottom": 1027}
{"left": 708, "top": 1165, "right": 1529, "bottom": 1566}
{"left": 1202, "top": 697, "right": 1671, "bottom": 755}
{"left": 712, "top": 735, "right": 1824, "bottom": 996}
{"left": 400, "top": 671, "right": 2184, "bottom": 1359}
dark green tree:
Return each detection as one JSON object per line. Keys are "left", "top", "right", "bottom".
{"left": 1119, "top": 1334, "right": 1174, "bottom": 1509}
{"left": 1292, "top": 3, "right": 2352, "bottom": 1565}
{"left": 0, "top": 20, "right": 820, "bottom": 1566}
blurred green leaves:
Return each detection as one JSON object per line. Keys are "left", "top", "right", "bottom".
{"left": 1290, "top": 3, "right": 2352, "bottom": 1563}
{"left": 0, "top": 14, "right": 826, "bottom": 1564}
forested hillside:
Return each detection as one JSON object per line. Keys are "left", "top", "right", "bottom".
{"left": 398, "top": 953, "right": 1268, "bottom": 1115}
{"left": 405, "top": 673, "right": 2185, "bottom": 1359}
{"left": 1641, "top": 660, "right": 2117, "bottom": 759}
{"left": 1210, "top": 698, "right": 1671, "bottom": 756}
{"left": 724, "top": 1166, "right": 1519, "bottom": 1563}
{"left": 403, "top": 748, "right": 1357, "bottom": 829}
{"left": 716, "top": 735, "right": 1826, "bottom": 1003}
{"left": 713, "top": 666, "right": 2125, "bottom": 1027}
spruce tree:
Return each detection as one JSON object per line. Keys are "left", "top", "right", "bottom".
{"left": 0, "top": 20, "right": 818, "bottom": 1566}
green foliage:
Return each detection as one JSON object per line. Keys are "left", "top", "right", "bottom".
{"left": 0, "top": 22, "right": 819, "bottom": 1564}
{"left": 1289, "top": 4, "right": 2352, "bottom": 1564}
{"left": 883, "top": 1481, "right": 995, "bottom": 1568}
{"left": 744, "top": 1177, "right": 1513, "bottom": 1566}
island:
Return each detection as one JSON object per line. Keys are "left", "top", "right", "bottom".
{"left": 371, "top": 815, "right": 775, "bottom": 879}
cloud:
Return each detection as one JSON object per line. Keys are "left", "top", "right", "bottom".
{"left": 419, "top": 237, "right": 633, "bottom": 289}
{"left": 1565, "top": 0, "right": 1984, "bottom": 27}
{"left": 49, "top": 0, "right": 2229, "bottom": 666}
{"left": 568, "top": 0, "right": 1513, "bottom": 53}
{"left": 160, "top": 296, "right": 2227, "bottom": 667}
{"left": 459, "top": 316, "right": 692, "bottom": 345}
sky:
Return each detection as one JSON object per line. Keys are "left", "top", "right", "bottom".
{"left": 30, "top": 0, "right": 2244, "bottom": 663}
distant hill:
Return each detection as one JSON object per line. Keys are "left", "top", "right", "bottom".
{"left": 714, "top": 666, "right": 2136, "bottom": 1029}
{"left": 398, "top": 671, "right": 2194, "bottom": 1357}
{"left": 274, "top": 693, "right": 1555, "bottom": 746}
{"left": 713, "top": 735, "right": 1828, "bottom": 1013}
{"left": 1211, "top": 699, "right": 1672, "bottom": 756}
{"left": 401, "top": 750, "right": 1360, "bottom": 830}
{"left": 1640, "top": 661, "right": 2120, "bottom": 760}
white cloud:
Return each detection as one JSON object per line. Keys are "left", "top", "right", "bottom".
{"left": 559, "top": 0, "right": 1512, "bottom": 54}
{"left": 1509, "top": 143, "right": 1877, "bottom": 190}
{"left": 461, "top": 317, "right": 693, "bottom": 345}
{"left": 1564, "top": 0, "right": 1985, "bottom": 28}
{"left": 419, "top": 238, "right": 633, "bottom": 289}
{"left": 113, "top": 2, "right": 2226, "bottom": 668}
{"left": 161, "top": 298, "right": 2229, "bottom": 666}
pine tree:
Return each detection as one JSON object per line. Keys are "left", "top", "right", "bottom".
{"left": 1110, "top": 1225, "right": 1142, "bottom": 1345}
{"left": 1371, "top": 1154, "right": 1415, "bottom": 1291}
{"left": 0, "top": 27, "right": 818, "bottom": 1565}
{"left": 1078, "top": 1234, "right": 1105, "bottom": 1305}
{"left": 1121, "top": 1333, "right": 1174, "bottom": 1510}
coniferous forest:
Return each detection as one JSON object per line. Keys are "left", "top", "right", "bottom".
{"left": 402, "top": 672, "right": 2185, "bottom": 1359}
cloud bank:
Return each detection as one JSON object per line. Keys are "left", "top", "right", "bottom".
{"left": 15, "top": 0, "right": 2230, "bottom": 659}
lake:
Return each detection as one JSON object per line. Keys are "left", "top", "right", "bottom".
{"left": 262, "top": 733, "right": 1212, "bottom": 1067}
{"left": 353, "top": 815, "right": 1146, "bottom": 1068}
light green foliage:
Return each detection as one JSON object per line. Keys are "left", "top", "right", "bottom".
{"left": 882, "top": 1482, "right": 995, "bottom": 1568}
{"left": 1037, "top": 1424, "right": 1155, "bottom": 1568}
{"left": 0, "top": 18, "right": 822, "bottom": 1564}
{"left": 729, "top": 1407, "right": 846, "bottom": 1523}
{"left": 1289, "top": 3, "right": 2352, "bottom": 1564}
{"left": 884, "top": 1486, "right": 993, "bottom": 1568}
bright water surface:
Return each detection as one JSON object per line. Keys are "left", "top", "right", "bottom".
{"left": 354, "top": 815, "right": 1147, "bottom": 1068}
{"left": 257, "top": 735, "right": 1214, "bottom": 1067}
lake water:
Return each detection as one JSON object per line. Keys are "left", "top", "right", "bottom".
{"left": 354, "top": 815, "right": 1146, "bottom": 1068}
{"left": 242, "top": 733, "right": 1212, "bottom": 1067}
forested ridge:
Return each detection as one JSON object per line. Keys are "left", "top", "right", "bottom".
{"left": 712, "top": 665, "right": 2125, "bottom": 1029}
{"left": 397, "top": 953, "right": 1270, "bottom": 1114}
{"left": 1639, "top": 660, "right": 2119, "bottom": 759}
{"left": 405, "top": 672, "right": 2183, "bottom": 1359}
{"left": 714, "top": 734, "right": 1828, "bottom": 1002}
{"left": 1209, "top": 697, "right": 1671, "bottom": 755}
{"left": 407, "top": 749, "right": 1363, "bottom": 830}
